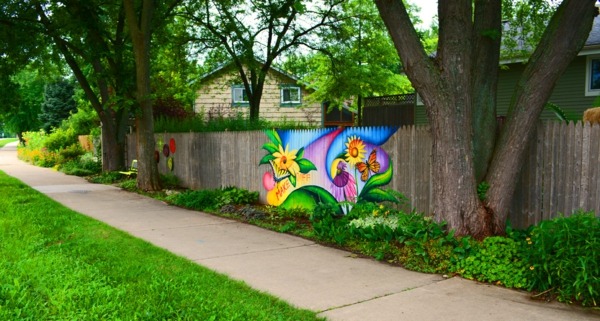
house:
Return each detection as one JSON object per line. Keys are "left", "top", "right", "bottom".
{"left": 193, "top": 61, "right": 322, "bottom": 126}
{"left": 322, "top": 101, "right": 356, "bottom": 127}
{"left": 409, "top": 16, "right": 600, "bottom": 125}
{"left": 496, "top": 15, "right": 600, "bottom": 122}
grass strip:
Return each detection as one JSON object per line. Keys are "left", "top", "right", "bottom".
{"left": 0, "top": 170, "right": 323, "bottom": 321}
{"left": 0, "top": 138, "right": 17, "bottom": 148}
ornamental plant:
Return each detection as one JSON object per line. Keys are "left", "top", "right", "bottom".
{"left": 525, "top": 211, "right": 599, "bottom": 307}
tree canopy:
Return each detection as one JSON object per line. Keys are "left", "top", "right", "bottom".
{"left": 183, "top": 0, "right": 344, "bottom": 120}
{"left": 39, "top": 80, "right": 77, "bottom": 133}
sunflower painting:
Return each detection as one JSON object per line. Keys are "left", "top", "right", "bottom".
{"left": 260, "top": 127, "right": 399, "bottom": 213}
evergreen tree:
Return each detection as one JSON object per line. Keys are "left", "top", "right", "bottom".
{"left": 39, "top": 80, "right": 77, "bottom": 133}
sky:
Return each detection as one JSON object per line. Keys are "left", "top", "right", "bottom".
{"left": 410, "top": 0, "right": 437, "bottom": 29}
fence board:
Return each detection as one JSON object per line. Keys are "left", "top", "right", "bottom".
{"left": 579, "top": 124, "right": 591, "bottom": 210}
{"left": 124, "top": 121, "right": 599, "bottom": 228}
{"left": 590, "top": 125, "right": 600, "bottom": 214}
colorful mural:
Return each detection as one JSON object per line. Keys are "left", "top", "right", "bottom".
{"left": 260, "top": 127, "right": 399, "bottom": 214}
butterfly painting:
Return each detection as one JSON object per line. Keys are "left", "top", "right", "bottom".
{"left": 356, "top": 149, "right": 380, "bottom": 182}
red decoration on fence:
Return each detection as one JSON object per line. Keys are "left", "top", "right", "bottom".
{"left": 169, "top": 138, "right": 176, "bottom": 154}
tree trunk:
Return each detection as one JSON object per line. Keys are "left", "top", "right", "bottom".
{"left": 376, "top": 0, "right": 595, "bottom": 237}
{"left": 471, "top": 0, "right": 501, "bottom": 182}
{"left": 124, "top": 0, "right": 161, "bottom": 191}
{"left": 485, "top": 0, "right": 596, "bottom": 234}
{"left": 99, "top": 113, "right": 125, "bottom": 171}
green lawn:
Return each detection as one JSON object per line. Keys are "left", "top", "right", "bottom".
{"left": 0, "top": 138, "right": 17, "bottom": 148}
{"left": 0, "top": 171, "right": 323, "bottom": 320}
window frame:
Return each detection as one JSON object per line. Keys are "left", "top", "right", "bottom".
{"left": 231, "top": 84, "right": 250, "bottom": 107}
{"left": 585, "top": 55, "right": 600, "bottom": 96}
{"left": 280, "top": 84, "right": 302, "bottom": 107}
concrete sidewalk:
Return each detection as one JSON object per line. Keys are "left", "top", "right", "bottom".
{"left": 1, "top": 142, "right": 598, "bottom": 321}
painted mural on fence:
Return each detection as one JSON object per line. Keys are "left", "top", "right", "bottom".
{"left": 260, "top": 127, "right": 399, "bottom": 214}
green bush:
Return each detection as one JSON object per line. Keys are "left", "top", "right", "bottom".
{"left": 58, "top": 143, "right": 85, "bottom": 163}
{"left": 525, "top": 211, "right": 599, "bottom": 306}
{"left": 166, "top": 189, "right": 222, "bottom": 211}
{"left": 60, "top": 153, "right": 102, "bottom": 177}
{"left": 160, "top": 173, "right": 180, "bottom": 189}
{"left": 88, "top": 171, "right": 123, "bottom": 184}
{"left": 44, "top": 127, "right": 78, "bottom": 151}
{"left": 217, "top": 186, "right": 259, "bottom": 207}
{"left": 166, "top": 187, "right": 259, "bottom": 212}
{"left": 154, "top": 113, "right": 315, "bottom": 133}
{"left": 451, "top": 236, "right": 529, "bottom": 288}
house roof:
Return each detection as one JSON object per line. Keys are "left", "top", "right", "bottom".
{"left": 584, "top": 15, "right": 600, "bottom": 48}
{"left": 199, "top": 59, "right": 300, "bottom": 83}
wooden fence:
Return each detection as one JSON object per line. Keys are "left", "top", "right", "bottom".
{"left": 127, "top": 122, "right": 600, "bottom": 228}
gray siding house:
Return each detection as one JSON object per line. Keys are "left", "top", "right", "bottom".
{"left": 415, "top": 16, "right": 600, "bottom": 124}
{"left": 497, "top": 16, "right": 600, "bottom": 121}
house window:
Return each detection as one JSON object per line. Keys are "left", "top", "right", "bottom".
{"left": 586, "top": 56, "right": 600, "bottom": 96}
{"left": 232, "top": 85, "right": 249, "bottom": 106}
{"left": 280, "top": 85, "right": 301, "bottom": 106}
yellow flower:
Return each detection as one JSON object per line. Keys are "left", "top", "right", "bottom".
{"left": 272, "top": 144, "right": 300, "bottom": 176}
{"left": 345, "top": 135, "right": 366, "bottom": 165}
{"left": 530, "top": 266, "right": 535, "bottom": 270}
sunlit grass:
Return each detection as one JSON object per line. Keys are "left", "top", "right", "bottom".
{"left": 0, "top": 170, "right": 323, "bottom": 320}
{"left": 0, "top": 138, "right": 17, "bottom": 148}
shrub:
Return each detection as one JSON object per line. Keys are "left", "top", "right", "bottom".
{"left": 525, "top": 211, "right": 599, "bottom": 306}
{"left": 217, "top": 186, "right": 259, "bottom": 207}
{"left": 59, "top": 153, "right": 101, "bottom": 177}
{"left": 160, "top": 173, "right": 180, "bottom": 189}
{"left": 166, "top": 189, "right": 222, "bottom": 211}
{"left": 44, "top": 127, "right": 78, "bottom": 151}
{"left": 88, "top": 171, "right": 122, "bottom": 184}
{"left": 451, "top": 236, "right": 529, "bottom": 288}
{"left": 166, "top": 187, "right": 259, "bottom": 212}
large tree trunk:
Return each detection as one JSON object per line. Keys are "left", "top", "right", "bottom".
{"left": 486, "top": 0, "right": 596, "bottom": 234}
{"left": 124, "top": 0, "right": 161, "bottom": 191}
{"left": 376, "top": 0, "right": 490, "bottom": 237}
{"left": 376, "top": 0, "right": 596, "bottom": 237}
{"left": 471, "top": 0, "right": 502, "bottom": 182}
{"left": 99, "top": 112, "right": 125, "bottom": 171}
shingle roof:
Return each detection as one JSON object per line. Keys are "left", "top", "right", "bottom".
{"left": 585, "top": 15, "right": 600, "bottom": 46}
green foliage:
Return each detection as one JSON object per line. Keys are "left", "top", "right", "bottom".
{"left": 43, "top": 127, "right": 79, "bottom": 151}
{"left": 166, "top": 187, "right": 258, "bottom": 212}
{"left": 545, "top": 102, "right": 578, "bottom": 123}
{"left": 477, "top": 181, "right": 490, "bottom": 201}
{"left": 218, "top": 186, "right": 259, "bottom": 207}
{"left": 1, "top": 68, "right": 44, "bottom": 138}
{"left": 451, "top": 236, "right": 529, "bottom": 288}
{"left": 39, "top": 80, "right": 77, "bottom": 133}
{"left": 0, "top": 172, "right": 322, "bottom": 321}
{"left": 525, "top": 212, "right": 599, "bottom": 306}
{"left": 154, "top": 114, "right": 315, "bottom": 133}
{"left": 63, "top": 105, "right": 100, "bottom": 135}
{"left": 160, "top": 173, "right": 180, "bottom": 189}
{"left": 118, "top": 179, "right": 138, "bottom": 191}
{"left": 88, "top": 171, "right": 123, "bottom": 184}
{"left": 59, "top": 153, "right": 102, "bottom": 176}
{"left": 281, "top": 0, "right": 414, "bottom": 108}
{"left": 501, "top": 0, "right": 558, "bottom": 59}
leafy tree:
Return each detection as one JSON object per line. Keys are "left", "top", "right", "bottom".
{"left": 183, "top": 0, "right": 344, "bottom": 120}
{"left": 281, "top": 0, "right": 415, "bottom": 116}
{"left": 13, "top": 0, "right": 137, "bottom": 171}
{"left": 374, "top": 0, "right": 597, "bottom": 237}
{"left": 124, "top": 0, "right": 185, "bottom": 191}
{"left": 0, "top": 68, "right": 45, "bottom": 143}
{"left": 39, "top": 80, "right": 77, "bottom": 133}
